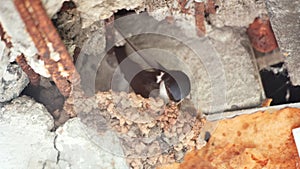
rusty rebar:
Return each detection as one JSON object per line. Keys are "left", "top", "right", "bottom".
{"left": 14, "top": 0, "right": 80, "bottom": 97}
{"left": 16, "top": 54, "right": 40, "bottom": 86}
{"left": 195, "top": 1, "right": 206, "bottom": 36}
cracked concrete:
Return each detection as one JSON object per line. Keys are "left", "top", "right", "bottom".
{"left": 0, "top": 96, "right": 130, "bottom": 169}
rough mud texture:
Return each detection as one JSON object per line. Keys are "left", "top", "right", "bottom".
{"left": 0, "top": 63, "right": 29, "bottom": 102}
{"left": 0, "top": 96, "right": 58, "bottom": 168}
{"left": 64, "top": 90, "right": 206, "bottom": 168}
{"left": 266, "top": 0, "right": 300, "bottom": 86}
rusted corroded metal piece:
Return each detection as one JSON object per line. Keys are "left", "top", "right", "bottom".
{"left": 1, "top": 20, "right": 41, "bottom": 86}
{"left": 247, "top": 17, "right": 279, "bottom": 53}
{"left": 195, "top": 2, "right": 206, "bottom": 36}
{"left": 178, "top": 0, "right": 192, "bottom": 14}
{"left": 16, "top": 54, "right": 40, "bottom": 86}
{"left": 0, "top": 23, "right": 12, "bottom": 48}
{"left": 14, "top": 0, "right": 80, "bottom": 97}
{"left": 205, "top": 0, "right": 216, "bottom": 14}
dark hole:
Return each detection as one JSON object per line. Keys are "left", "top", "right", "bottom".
{"left": 60, "top": 1, "right": 77, "bottom": 13}
{"left": 204, "top": 131, "right": 211, "bottom": 142}
{"left": 115, "top": 9, "right": 137, "bottom": 18}
{"left": 21, "top": 83, "right": 65, "bottom": 115}
{"left": 215, "top": 5, "right": 219, "bottom": 10}
{"left": 260, "top": 62, "right": 300, "bottom": 105}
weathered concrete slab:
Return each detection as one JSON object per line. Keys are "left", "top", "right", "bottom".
{"left": 0, "top": 96, "right": 58, "bottom": 169}
{"left": 266, "top": 0, "right": 300, "bottom": 85}
{"left": 55, "top": 118, "right": 129, "bottom": 169}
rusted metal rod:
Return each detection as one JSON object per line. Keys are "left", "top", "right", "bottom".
{"left": 14, "top": 0, "right": 80, "bottom": 97}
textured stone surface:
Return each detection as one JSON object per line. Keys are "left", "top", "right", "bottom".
{"left": 266, "top": 0, "right": 300, "bottom": 85}
{"left": 208, "top": 27, "right": 265, "bottom": 111}
{"left": 0, "top": 63, "right": 29, "bottom": 102}
{"left": 0, "top": 96, "right": 58, "bottom": 168}
{"left": 73, "top": 0, "right": 145, "bottom": 28}
{"left": 55, "top": 118, "right": 129, "bottom": 169}
{"left": 209, "top": 0, "right": 268, "bottom": 28}
{"left": 42, "top": 0, "right": 64, "bottom": 18}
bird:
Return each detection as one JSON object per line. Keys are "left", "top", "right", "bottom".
{"left": 113, "top": 45, "right": 191, "bottom": 103}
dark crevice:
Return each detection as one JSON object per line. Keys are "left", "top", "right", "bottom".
{"left": 260, "top": 62, "right": 300, "bottom": 105}
{"left": 53, "top": 134, "right": 60, "bottom": 164}
{"left": 42, "top": 161, "right": 46, "bottom": 169}
{"left": 21, "top": 83, "right": 65, "bottom": 114}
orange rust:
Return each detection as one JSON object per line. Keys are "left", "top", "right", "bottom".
{"left": 195, "top": 2, "right": 206, "bottom": 36}
{"left": 165, "top": 16, "right": 175, "bottom": 24}
{"left": 0, "top": 23, "right": 13, "bottom": 48}
{"left": 28, "top": 0, "right": 80, "bottom": 84}
{"left": 16, "top": 54, "right": 40, "bottom": 86}
{"left": 247, "top": 17, "right": 278, "bottom": 53}
{"left": 14, "top": 0, "right": 73, "bottom": 97}
{"left": 205, "top": 0, "right": 216, "bottom": 14}
{"left": 178, "top": 0, "right": 191, "bottom": 14}
{"left": 14, "top": 0, "right": 50, "bottom": 59}
{"left": 261, "top": 98, "right": 272, "bottom": 107}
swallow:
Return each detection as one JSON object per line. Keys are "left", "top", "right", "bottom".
{"left": 114, "top": 45, "right": 191, "bottom": 103}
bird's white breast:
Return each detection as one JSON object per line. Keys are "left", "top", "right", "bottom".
{"left": 159, "top": 80, "right": 169, "bottom": 102}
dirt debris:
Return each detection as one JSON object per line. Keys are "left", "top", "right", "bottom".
{"left": 70, "top": 90, "right": 206, "bottom": 168}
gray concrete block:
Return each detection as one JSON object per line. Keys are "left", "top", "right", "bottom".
{"left": 55, "top": 118, "right": 129, "bottom": 169}
{"left": 266, "top": 0, "right": 300, "bottom": 85}
{"left": 0, "top": 96, "right": 58, "bottom": 169}
{"left": 0, "top": 64, "right": 29, "bottom": 102}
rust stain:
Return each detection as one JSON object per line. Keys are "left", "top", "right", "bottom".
{"left": 247, "top": 17, "right": 278, "bottom": 53}
{"left": 28, "top": 0, "right": 80, "bottom": 83}
{"left": 261, "top": 98, "right": 272, "bottom": 107}
{"left": 177, "top": 0, "right": 191, "bottom": 14}
{"left": 0, "top": 23, "right": 13, "bottom": 48}
{"left": 205, "top": 0, "right": 216, "bottom": 14}
{"left": 178, "top": 0, "right": 191, "bottom": 14}
{"left": 14, "top": 0, "right": 81, "bottom": 97}
{"left": 16, "top": 54, "right": 40, "bottom": 86}
{"left": 195, "top": 2, "right": 206, "bottom": 36}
